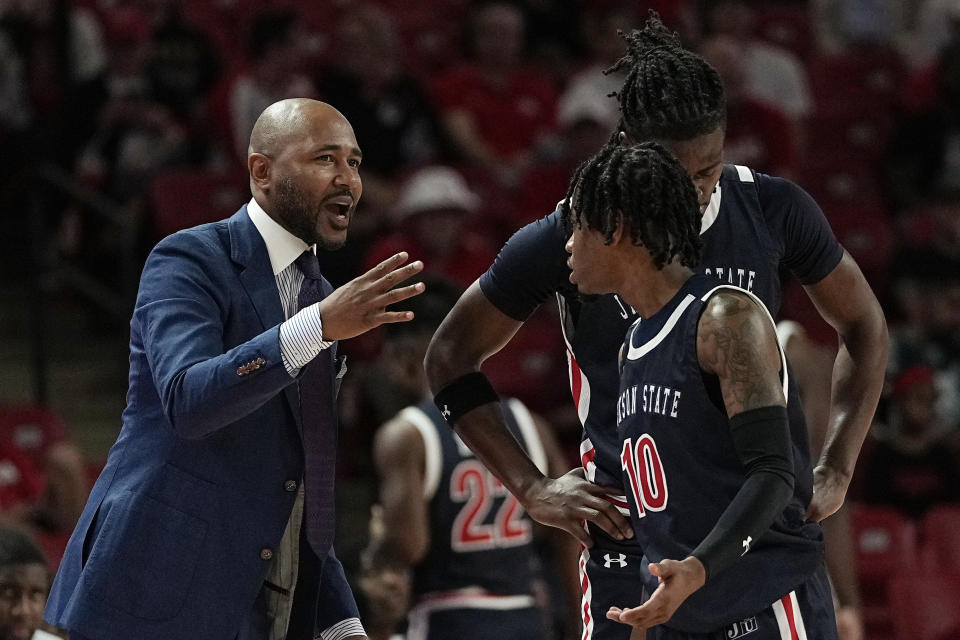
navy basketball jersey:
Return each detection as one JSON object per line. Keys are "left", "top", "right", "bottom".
{"left": 479, "top": 165, "right": 843, "bottom": 535}
{"left": 403, "top": 398, "right": 548, "bottom": 601}
{"left": 616, "top": 274, "right": 823, "bottom": 632}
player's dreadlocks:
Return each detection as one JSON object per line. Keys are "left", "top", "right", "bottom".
{"left": 563, "top": 142, "right": 703, "bottom": 270}
{"left": 606, "top": 11, "right": 726, "bottom": 141}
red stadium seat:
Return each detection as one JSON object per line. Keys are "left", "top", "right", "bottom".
{"left": 808, "top": 49, "right": 906, "bottom": 111}
{"left": 778, "top": 280, "right": 835, "bottom": 347}
{"left": 754, "top": 5, "right": 815, "bottom": 62}
{"left": 798, "top": 158, "right": 884, "bottom": 210}
{"left": 851, "top": 504, "right": 919, "bottom": 639}
{"left": 149, "top": 169, "right": 248, "bottom": 239}
{"left": 0, "top": 404, "right": 68, "bottom": 470}
{"left": 919, "top": 504, "right": 960, "bottom": 573}
{"left": 821, "top": 205, "right": 895, "bottom": 291}
{"left": 888, "top": 570, "right": 960, "bottom": 640}
{"left": 35, "top": 530, "right": 71, "bottom": 573}
{"left": 393, "top": 3, "right": 466, "bottom": 78}
{"left": 481, "top": 305, "right": 569, "bottom": 415}
{"left": 807, "top": 106, "right": 894, "bottom": 167}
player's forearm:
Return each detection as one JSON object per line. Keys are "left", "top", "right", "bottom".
{"left": 819, "top": 310, "right": 888, "bottom": 478}
{"left": 453, "top": 403, "right": 547, "bottom": 501}
{"left": 821, "top": 502, "right": 861, "bottom": 608}
{"left": 424, "top": 283, "right": 540, "bottom": 494}
{"left": 691, "top": 469, "right": 794, "bottom": 579}
{"left": 693, "top": 406, "right": 795, "bottom": 578}
{"left": 424, "top": 344, "right": 541, "bottom": 496}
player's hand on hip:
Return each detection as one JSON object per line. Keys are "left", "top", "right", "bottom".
{"left": 606, "top": 557, "right": 705, "bottom": 629}
{"left": 805, "top": 464, "right": 850, "bottom": 522}
{"left": 319, "top": 252, "right": 425, "bottom": 340}
{"left": 522, "top": 467, "right": 633, "bottom": 548}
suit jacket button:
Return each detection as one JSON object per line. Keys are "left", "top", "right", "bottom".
{"left": 260, "top": 548, "right": 273, "bottom": 561}
{"left": 284, "top": 480, "right": 297, "bottom": 492}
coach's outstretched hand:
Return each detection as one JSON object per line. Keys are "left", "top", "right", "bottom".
{"left": 319, "top": 252, "right": 425, "bottom": 340}
{"left": 522, "top": 467, "right": 634, "bottom": 548}
{"left": 606, "top": 557, "right": 706, "bottom": 629}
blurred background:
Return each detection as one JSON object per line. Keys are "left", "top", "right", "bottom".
{"left": 0, "top": 0, "right": 958, "bottom": 638}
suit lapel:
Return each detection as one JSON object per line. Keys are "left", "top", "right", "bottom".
{"left": 228, "top": 206, "right": 303, "bottom": 431}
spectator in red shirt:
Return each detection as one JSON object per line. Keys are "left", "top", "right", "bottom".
{"left": 0, "top": 407, "right": 87, "bottom": 534}
{"left": 862, "top": 365, "right": 960, "bottom": 520}
{"left": 513, "top": 79, "right": 619, "bottom": 228}
{"left": 700, "top": 34, "right": 799, "bottom": 178}
{"left": 316, "top": 3, "right": 449, "bottom": 212}
{"left": 362, "top": 166, "right": 495, "bottom": 290}
{"left": 432, "top": 2, "right": 558, "bottom": 189}
{"left": 0, "top": 444, "right": 43, "bottom": 524}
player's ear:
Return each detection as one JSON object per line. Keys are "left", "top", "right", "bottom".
{"left": 611, "top": 213, "right": 626, "bottom": 245}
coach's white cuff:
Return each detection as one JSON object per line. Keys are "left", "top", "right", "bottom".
{"left": 316, "top": 617, "right": 366, "bottom": 640}
{"left": 279, "top": 303, "right": 335, "bottom": 376}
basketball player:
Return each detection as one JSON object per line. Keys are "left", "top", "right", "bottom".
{"left": 364, "top": 282, "right": 579, "bottom": 640}
{"left": 566, "top": 140, "right": 836, "bottom": 638}
{"left": 424, "top": 13, "right": 886, "bottom": 640}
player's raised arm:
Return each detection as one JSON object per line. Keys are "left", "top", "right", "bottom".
{"left": 424, "top": 281, "right": 633, "bottom": 547}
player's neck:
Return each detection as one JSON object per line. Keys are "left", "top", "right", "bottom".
{"left": 618, "top": 263, "right": 693, "bottom": 318}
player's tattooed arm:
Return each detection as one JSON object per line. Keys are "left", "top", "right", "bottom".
{"left": 696, "top": 291, "right": 785, "bottom": 415}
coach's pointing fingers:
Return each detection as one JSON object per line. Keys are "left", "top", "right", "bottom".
{"left": 319, "top": 253, "right": 425, "bottom": 340}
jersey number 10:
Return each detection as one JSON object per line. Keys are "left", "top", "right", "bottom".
{"left": 621, "top": 434, "right": 668, "bottom": 517}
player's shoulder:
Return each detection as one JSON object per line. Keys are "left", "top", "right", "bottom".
{"left": 491, "top": 203, "right": 567, "bottom": 271}
{"left": 701, "top": 286, "right": 756, "bottom": 317}
{"left": 722, "top": 164, "right": 822, "bottom": 220}
{"left": 721, "top": 163, "right": 801, "bottom": 196}
{"left": 721, "top": 163, "right": 759, "bottom": 186}
{"left": 510, "top": 202, "right": 566, "bottom": 243}
{"left": 373, "top": 409, "right": 429, "bottom": 462}
{"left": 698, "top": 285, "right": 774, "bottom": 344}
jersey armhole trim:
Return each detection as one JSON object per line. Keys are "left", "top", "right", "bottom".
{"left": 734, "top": 165, "right": 755, "bottom": 182}
{"left": 506, "top": 398, "right": 549, "bottom": 474}
{"left": 399, "top": 406, "right": 444, "bottom": 500}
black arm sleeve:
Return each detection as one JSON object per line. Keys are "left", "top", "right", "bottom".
{"left": 691, "top": 405, "right": 795, "bottom": 580}
{"left": 477, "top": 206, "right": 573, "bottom": 321}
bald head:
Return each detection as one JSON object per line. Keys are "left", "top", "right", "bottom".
{"left": 248, "top": 98, "right": 348, "bottom": 158}
{"left": 247, "top": 97, "right": 363, "bottom": 249}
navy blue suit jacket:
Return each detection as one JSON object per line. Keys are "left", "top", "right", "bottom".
{"left": 44, "top": 206, "right": 359, "bottom": 640}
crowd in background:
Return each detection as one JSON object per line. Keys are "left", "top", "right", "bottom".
{"left": 0, "top": 0, "right": 959, "bottom": 638}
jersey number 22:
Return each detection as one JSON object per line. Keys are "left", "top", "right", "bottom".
{"left": 450, "top": 460, "right": 532, "bottom": 551}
